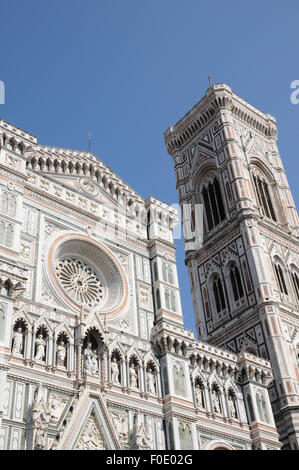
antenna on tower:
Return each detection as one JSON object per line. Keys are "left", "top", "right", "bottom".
{"left": 87, "top": 131, "right": 92, "bottom": 153}
{"left": 208, "top": 74, "right": 213, "bottom": 87}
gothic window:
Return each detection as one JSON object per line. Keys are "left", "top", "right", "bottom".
{"left": 163, "top": 366, "right": 169, "bottom": 395}
{"left": 162, "top": 263, "right": 167, "bottom": 282}
{"left": 229, "top": 265, "right": 244, "bottom": 302}
{"left": 156, "top": 288, "right": 161, "bottom": 310}
{"left": 153, "top": 262, "right": 158, "bottom": 282}
{"left": 274, "top": 263, "right": 288, "bottom": 296}
{"left": 165, "top": 289, "right": 170, "bottom": 310}
{"left": 0, "top": 192, "right": 16, "bottom": 218}
{"left": 247, "top": 394, "right": 255, "bottom": 422}
{"left": 168, "top": 422, "right": 174, "bottom": 450}
{"left": 170, "top": 291, "right": 176, "bottom": 312}
{"left": 212, "top": 276, "right": 226, "bottom": 313}
{"left": 0, "top": 220, "right": 5, "bottom": 244}
{"left": 1, "top": 192, "right": 8, "bottom": 214}
{"left": 202, "top": 177, "right": 226, "bottom": 231}
{"left": 168, "top": 265, "right": 174, "bottom": 285}
{"left": 178, "top": 423, "right": 193, "bottom": 450}
{"left": 256, "top": 393, "right": 263, "bottom": 422}
{"left": 252, "top": 172, "right": 276, "bottom": 221}
{"left": 8, "top": 196, "right": 16, "bottom": 217}
{"left": 173, "top": 364, "right": 186, "bottom": 396}
{"left": 290, "top": 270, "right": 299, "bottom": 302}
{"left": 261, "top": 395, "right": 269, "bottom": 424}
{"left": 5, "top": 224, "right": 13, "bottom": 247}
{"left": 0, "top": 221, "right": 14, "bottom": 248}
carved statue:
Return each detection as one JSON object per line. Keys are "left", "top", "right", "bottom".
{"left": 83, "top": 343, "right": 99, "bottom": 376}
{"left": 212, "top": 389, "right": 221, "bottom": 414}
{"left": 12, "top": 327, "right": 23, "bottom": 355}
{"left": 111, "top": 357, "right": 120, "bottom": 383}
{"left": 129, "top": 364, "right": 138, "bottom": 388}
{"left": 83, "top": 343, "right": 94, "bottom": 374}
{"left": 195, "top": 384, "right": 204, "bottom": 409}
{"left": 35, "top": 334, "right": 46, "bottom": 362}
{"left": 229, "top": 395, "right": 237, "bottom": 418}
{"left": 91, "top": 349, "right": 99, "bottom": 375}
{"left": 147, "top": 369, "right": 156, "bottom": 394}
{"left": 56, "top": 340, "right": 67, "bottom": 367}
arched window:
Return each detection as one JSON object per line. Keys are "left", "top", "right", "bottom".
{"left": 261, "top": 395, "right": 269, "bottom": 424}
{"left": 229, "top": 265, "right": 244, "bottom": 301}
{"left": 153, "top": 262, "right": 158, "bottom": 282}
{"left": 8, "top": 196, "right": 16, "bottom": 217}
{"left": 5, "top": 224, "right": 13, "bottom": 247}
{"left": 1, "top": 192, "right": 8, "bottom": 214}
{"left": 212, "top": 276, "right": 226, "bottom": 313}
{"left": 162, "top": 263, "right": 167, "bottom": 282}
{"left": 290, "top": 270, "right": 299, "bottom": 302}
{"left": 247, "top": 394, "right": 255, "bottom": 422}
{"left": 165, "top": 289, "right": 170, "bottom": 310}
{"left": 168, "top": 265, "right": 174, "bottom": 284}
{"left": 178, "top": 423, "right": 193, "bottom": 450}
{"left": 274, "top": 263, "right": 288, "bottom": 295}
{"left": 256, "top": 393, "right": 263, "bottom": 422}
{"left": 168, "top": 422, "right": 174, "bottom": 450}
{"left": 173, "top": 365, "right": 180, "bottom": 394}
{"left": 202, "top": 177, "right": 226, "bottom": 231}
{"left": 252, "top": 172, "right": 276, "bottom": 221}
{"left": 163, "top": 366, "right": 169, "bottom": 395}
{"left": 156, "top": 289, "right": 161, "bottom": 310}
{"left": 170, "top": 291, "right": 176, "bottom": 312}
{"left": 0, "top": 221, "right": 5, "bottom": 244}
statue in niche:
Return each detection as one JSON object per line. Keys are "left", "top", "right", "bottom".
{"left": 212, "top": 389, "right": 221, "bottom": 414}
{"left": 129, "top": 364, "right": 138, "bottom": 388}
{"left": 195, "top": 384, "right": 204, "bottom": 409}
{"left": 56, "top": 340, "right": 67, "bottom": 367}
{"left": 228, "top": 395, "right": 237, "bottom": 418}
{"left": 147, "top": 369, "right": 156, "bottom": 394}
{"left": 12, "top": 327, "right": 24, "bottom": 355}
{"left": 111, "top": 357, "right": 120, "bottom": 383}
{"left": 35, "top": 334, "right": 46, "bottom": 362}
{"left": 91, "top": 349, "right": 99, "bottom": 375}
{"left": 84, "top": 343, "right": 98, "bottom": 375}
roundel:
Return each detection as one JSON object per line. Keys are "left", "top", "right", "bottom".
{"left": 47, "top": 234, "right": 128, "bottom": 317}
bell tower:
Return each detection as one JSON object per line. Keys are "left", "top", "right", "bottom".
{"left": 165, "top": 84, "right": 299, "bottom": 449}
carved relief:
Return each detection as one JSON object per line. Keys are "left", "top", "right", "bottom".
{"left": 75, "top": 413, "right": 106, "bottom": 450}
{"left": 110, "top": 411, "right": 128, "bottom": 446}
{"left": 49, "top": 394, "right": 68, "bottom": 423}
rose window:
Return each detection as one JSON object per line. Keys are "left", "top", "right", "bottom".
{"left": 55, "top": 258, "right": 103, "bottom": 308}
{"left": 47, "top": 235, "right": 128, "bottom": 315}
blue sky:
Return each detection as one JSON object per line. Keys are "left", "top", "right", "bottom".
{"left": 1, "top": 0, "right": 299, "bottom": 333}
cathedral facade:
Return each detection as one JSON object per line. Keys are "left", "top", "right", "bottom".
{"left": 0, "top": 84, "right": 290, "bottom": 450}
